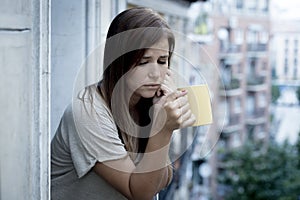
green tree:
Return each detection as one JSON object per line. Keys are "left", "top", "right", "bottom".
{"left": 218, "top": 141, "right": 300, "bottom": 200}
{"left": 271, "top": 85, "right": 280, "bottom": 103}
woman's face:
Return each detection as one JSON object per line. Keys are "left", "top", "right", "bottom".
{"left": 125, "top": 37, "right": 170, "bottom": 99}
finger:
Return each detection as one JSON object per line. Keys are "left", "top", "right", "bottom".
{"left": 165, "top": 90, "right": 187, "bottom": 103}
{"left": 173, "top": 95, "right": 188, "bottom": 109}
{"left": 180, "top": 109, "right": 193, "bottom": 123}
{"left": 156, "top": 89, "right": 162, "bottom": 97}
{"left": 160, "top": 83, "right": 174, "bottom": 94}
{"left": 166, "top": 69, "right": 173, "bottom": 77}
{"left": 180, "top": 113, "right": 196, "bottom": 128}
{"left": 175, "top": 103, "right": 192, "bottom": 123}
{"left": 153, "top": 93, "right": 167, "bottom": 105}
{"left": 172, "top": 103, "right": 191, "bottom": 122}
{"left": 179, "top": 103, "right": 191, "bottom": 114}
{"left": 174, "top": 107, "right": 192, "bottom": 128}
{"left": 161, "top": 72, "right": 176, "bottom": 94}
{"left": 164, "top": 71, "right": 172, "bottom": 80}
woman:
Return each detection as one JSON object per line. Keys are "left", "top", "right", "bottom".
{"left": 51, "top": 7, "right": 195, "bottom": 200}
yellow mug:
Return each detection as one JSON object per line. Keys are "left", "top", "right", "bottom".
{"left": 178, "top": 85, "right": 213, "bottom": 126}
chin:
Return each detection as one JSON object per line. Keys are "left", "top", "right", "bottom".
{"left": 141, "top": 91, "right": 156, "bottom": 98}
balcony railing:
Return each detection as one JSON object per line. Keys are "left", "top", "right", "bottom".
{"left": 220, "top": 43, "right": 242, "bottom": 54}
{"left": 222, "top": 113, "right": 242, "bottom": 133}
{"left": 221, "top": 78, "right": 240, "bottom": 90}
{"left": 247, "top": 108, "right": 265, "bottom": 119}
{"left": 247, "top": 43, "right": 267, "bottom": 52}
{"left": 247, "top": 75, "right": 267, "bottom": 91}
{"left": 247, "top": 75, "right": 265, "bottom": 86}
{"left": 227, "top": 114, "right": 241, "bottom": 126}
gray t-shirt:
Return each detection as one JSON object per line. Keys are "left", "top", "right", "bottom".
{"left": 51, "top": 84, "right": 128, "bottom": 200}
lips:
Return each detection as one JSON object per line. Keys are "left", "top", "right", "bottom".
{"left": 143, "top": 84, "right": 161, "bottom": 88}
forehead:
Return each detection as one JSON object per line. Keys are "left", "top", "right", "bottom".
{"left": 144, "top": 37, "right": 169, "bottom": 55}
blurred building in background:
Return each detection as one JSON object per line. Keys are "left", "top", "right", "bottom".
{"left": 210, "top": 0, "right": 271, "bottom": 199}
{"left": 269, "top": 16, "right": 300, "bottom": 145}
{"left": 271, "top": 20, "right": 300, "bottom": 105}
{"left": 272, "top": 21, "right": 300, "bottom": 81}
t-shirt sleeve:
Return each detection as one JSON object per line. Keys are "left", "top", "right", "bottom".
{"left": 67, "top": 96, "right": 128, "bottom": 178}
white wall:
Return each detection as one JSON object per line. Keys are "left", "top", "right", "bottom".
{"left": 51, "top": 0, "right": 125, "bottom": 137}
{"left": 0, "top": 0, "right": 50, "bottom": 199}
{"left": 51, "top": 0, "right": 87, "bottom": 136}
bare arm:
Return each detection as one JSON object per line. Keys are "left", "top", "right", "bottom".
{"left": 93, "top": 128, "right": 173, "bottom": 200}
{"left": 93, "top": 71, "right": 195, "bottom": 199}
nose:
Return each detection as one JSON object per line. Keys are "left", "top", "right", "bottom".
{"left": 148, "top": 64, "right": 161, "bottom": 79}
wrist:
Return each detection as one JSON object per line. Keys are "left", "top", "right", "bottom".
{"left": 146, "top": 129, "right": 172, "bottom": 152}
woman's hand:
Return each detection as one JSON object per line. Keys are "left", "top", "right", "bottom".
{"left": 152, "top": 90, "right": 196, "bottom": 136}
{"left": 153, "top": 69, "right": 176, "bottom": 104}
{"left": 160, "top": 69, "right": 177, "bottom": 95}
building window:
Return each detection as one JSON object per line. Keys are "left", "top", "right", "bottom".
{"left": 194, "top": 13, "right": 210, "bottom": 35}
{"left": 294, "top": 66, "right": 298, "bottom": 79}
{"left": 218, "top": 100, "right": 229, "bottom": 127}
{"left": 284, "top": 58, "right": 288, "bottom": 76}
{"left": 232, "top": 132, "right": 242, "bottom": 147}
{"left": 234, "top": 97, "right": 241, "bottom": 113}
{"left": 260, "top": 31, "right": 269, "bottom": 44}
{"left": 284, "top": 38, "right": 289, "bottom": 59}
{"left": 247, "top": 125, "right": 256, "bottom": 139}
{"left": 223, "top": 64, "right": 232, "bottom": 86}
{"left": 234, "top": 29, "right": 244, "bottom": 44}
{"left": 294, "top": 39, "right": 298, "bottom": 47}
{"left": 236, "top": 0, "right": 243, "bottom": 9}
{"left": 167, "top": 15, "right": 177, "bottom": 29}
{"left": 247, "top": 95, "right": 255, "bottom": 116}
{"left": 294, "top": 58, "right": 298, "bottom": 79}
{"left": 238, "top": 63, "right": 243, "bottom": 74}
{"left": 220, "top": 134, "right": 230, "bottom": 149}
{"left": 294, "top": 40, "right": 298, "bottom": 55}
{"left": 247, "top": 30, "right": 258, "bottom": 44}
{"left": 285, "top": 47, "right": 288, "bottom": 55}
{"left": 247, "top": 0, "right": 257, "bottom": 11}
{"left": 221, "top": 1, "right": 230, "bottom": 13}
{"left": 258, "top": 0, "right": 268, "bottom": 12}
{"left": 256, "top": 125, "right": 266, "bottom": 139}
{"left": 247, "top": 58, "right": 256, "bottom": 76}
{"left": 262, "top": 61, "right": 267, "bottom": 71}
{"left": 258, "top": 92, "right": 266, "bottom": 107}
{"left": 285, "top": 38, "right": 289, "bottom": 46}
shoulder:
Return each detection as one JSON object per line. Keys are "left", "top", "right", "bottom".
{"left": 73, "top": 84, "right": 114, "bottom": 122}
{"left": 72, "top": 84, "right": 119, "bottom": 138}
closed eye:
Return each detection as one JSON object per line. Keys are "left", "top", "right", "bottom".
{"left": 158, "top": 60, "right": 167, "bottom": 65}
{"left": 138, "top": 61, "right": 148, "bottom": 65}
{"left": 158, "top": 55, "right": 169, "bottom": 65}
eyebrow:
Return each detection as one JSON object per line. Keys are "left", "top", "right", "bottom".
{"left": 159, "top": 55, "right": 169, "bottom": 59}
{"left": 142, "top": 55, "right": 169, "bottom": 59}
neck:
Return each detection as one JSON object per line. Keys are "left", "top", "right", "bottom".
{"left": 128, "top": 92, "right": 141, "bottom": 109}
